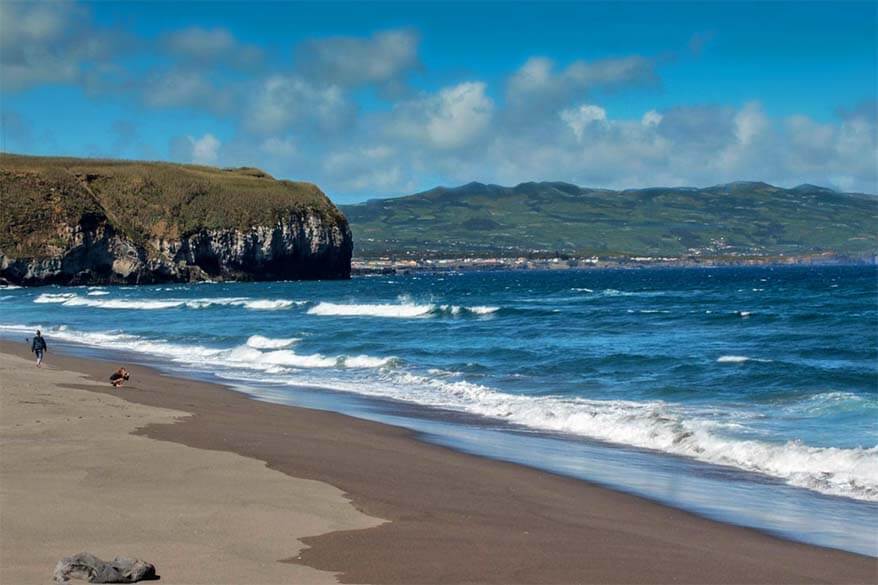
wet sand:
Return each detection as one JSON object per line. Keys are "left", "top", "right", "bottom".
{"left": 1, "top": 340, "right": 874, "bottom": 584}
{"left": 0, "top": 348, "right": 380, "bottom": 584}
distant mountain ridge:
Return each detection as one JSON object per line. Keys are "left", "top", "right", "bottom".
{"left": 341, "top": 181, "right": 877, "bottom": 259}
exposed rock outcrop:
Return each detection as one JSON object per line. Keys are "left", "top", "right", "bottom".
{"left": 0, "top": 212, "right": 352, "bottom": 285}
{"left": 0, "top": 155, "right": 352, "bottom": 285}
{"left": 53, "top": 552, "right": 156, "bottom": 584}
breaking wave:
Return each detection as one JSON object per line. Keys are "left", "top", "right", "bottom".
{"left": 246, "top": 335, "right": 300, "bottom": 349}
{"left": 307, "top": 301, "right": 499, "bottom": 318}
{"left": 308, "top": 301, "right": 432, "bottom": 318}
{"left": 226, "top": 345, "right": 338, "bottom": 368}
{"left": 33, "top": 293, "right": 301, "bottom": 311}
{"left": 468, "top": 306, "right": 500, "bottom": 315}
{"left": 0, "top": 320, "right": 875, "bottom": 501}
{"left": 784, "top": 392, "right": 875, "bottom": 417}
{"left": 0, "top": 324, "right": 393, "bottom": 372}
{"left": 33, "top": 293, "right": 498, "bottom": 317}
{"left": 236, "top": 299, "right": 299, "bottom": 310}
{"left": 572, "top": 288, "right": 670, "bottom": 298}
{"left": 288, "top": 369, "right": 878, "bottom": 501}
{"left": 717, "top": 355, "right": 773, "bottom": 364}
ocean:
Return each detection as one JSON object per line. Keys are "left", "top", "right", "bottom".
{"left": 1, "top": 265, "right": 876, "bottom": 555}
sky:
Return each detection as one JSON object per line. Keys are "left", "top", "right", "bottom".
{"left": 1, "top": 1, "right": 876, "bottom": 202}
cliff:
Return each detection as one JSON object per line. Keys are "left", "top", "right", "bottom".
{"left": 0, "top": 154, "right": 353, "bottom": 285}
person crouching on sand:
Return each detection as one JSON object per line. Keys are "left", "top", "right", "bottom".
{"left": 110, "top": 368, "right": 130, "bottom": 388}
{"left": 31, "top": 330, "right": 47, "bottom": 367}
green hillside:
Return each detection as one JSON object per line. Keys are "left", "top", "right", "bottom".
{"left": 0, "top": 153, "right": 344, "bottom": 259}
{"left": 342, "top": 181, "right": 878, "bottom": 259}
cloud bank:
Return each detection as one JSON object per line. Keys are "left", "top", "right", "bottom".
{"left": 1, "top": 1, "right": 876, "bottom": 199}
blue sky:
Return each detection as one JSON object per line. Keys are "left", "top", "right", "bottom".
{"left": 1, "top": 1, "right": 876, "bottom": 201}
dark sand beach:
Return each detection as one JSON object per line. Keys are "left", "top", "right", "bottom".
{"left": 1, "top": 339, "right": 874, "bottom": 584}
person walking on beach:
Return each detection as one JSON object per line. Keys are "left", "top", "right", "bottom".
{"left": 31, "top": 330, "right": 47, "bottom": 368}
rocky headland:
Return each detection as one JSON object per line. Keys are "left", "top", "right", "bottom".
{"left": 0, "top": 154, "right": 352, "bottom": 285}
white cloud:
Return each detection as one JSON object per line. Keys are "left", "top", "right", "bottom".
{"left": 322, "top": 145, "right": 410, "bottom": 192}
{"left": 376, "top": 98, "right": 874, "bottom": 195}
{"left": 163, "top": 27, "right": 263, "bottom": 67}
{"left": 170, "top": 133, "right": 221, "bottom": 165}
{"left": 507, "top": 57, "right": 554, "bottom": 98}
{"left": 0, "top": 2, "right": 69, "bottom": 49}
{"left": 166, "top": 27, "right": 234, "bottom": 57}
{"left": 734, "top": 101, "right": 767, "bottom": 145}
{"left": 642, "top": 110, "right": 663, "bottom": 127}
{"left": 390, "top": 82, "right": 494, "bottom": 150}
{"left": 144, "top": 70, "right": 214, "bottom": 108}
{"left": 260, "top": 136, "right": 297, "bottom": 158}
{"left": 244, "top": 75, "right": 351, "bottom": 135}
{"left": 3, "top": 8, "right": 876, "bottom": 197}
{"left": 565, "top": 56, "right": 657, "bottom": 88}
{"left": 560, "top": 104, "right": 608, "bottom": 141}
{"left": 507, "top": 55, "right": 658, "bottom": 111}
{"left": 297, "top": 29, "right": 419, "bottom": 87}
{"left": 0, "top": 1, "right": 122, "bottom": 90}
{"left": 426, "top": 82, "right": 494, "bottom": 149}
{"left": 657, "top": 105, "right": 737, "bottom": 152}
{"left": 294, "top": 94, "right": 876, "bottom": 196}
{"left": 192, "top": 134, "right": 220, "bottom": 164}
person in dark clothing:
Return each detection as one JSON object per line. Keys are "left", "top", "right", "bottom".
{"left": 31, "top": 330, "right": 47, "bottom": 368}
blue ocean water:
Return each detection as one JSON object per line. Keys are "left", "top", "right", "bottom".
{"left": 1, "top": 266, "right": 876, "bottom": 554}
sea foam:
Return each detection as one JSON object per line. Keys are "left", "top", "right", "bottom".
{"left": 1, "top": 320, "right": 875, "bottom": 501}
{"left": 717, "top": 355, "right": 773, "bottom": 364}
{"left": 308, "top": 301, "right": 435, "bottom": 318}
{"left": 12, "top": 324, "right": 392, "bottom": 375}
{"left": 246, "top": 335, "right": 300, "bottom": 349}
{"left": 294, "top": 368, "right": 878, "bottom": 501}
{"left": 307, "top": 301, "right": 499, "bottom": 318}
{"left": 33, "top": 294, "right": 300, "bottom": 311}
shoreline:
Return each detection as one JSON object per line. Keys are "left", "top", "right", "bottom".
{"left": 0, "top": 345, "right": 380, "bottom": 584}
{"left": 1, "top": 340, "right": 874, "bottom": 584}
{"left": 3, "top": 259, "right": 875, "bottom": 288}
{"left": 351, "top": 256, "right": 876, "bottom": 276}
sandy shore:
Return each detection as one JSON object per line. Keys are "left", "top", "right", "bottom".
{"left": 0, "top": 340, "right": 874, "bottom": 584}
{"left": 0, "top": 348, "right": 380, "bottom": 584}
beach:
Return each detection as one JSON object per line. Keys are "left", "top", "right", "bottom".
{"left": 0, "top": 345, "right": 381, "bottom": 584}
{"left": 0, "top": 339, "right": 874, "bottom": 584}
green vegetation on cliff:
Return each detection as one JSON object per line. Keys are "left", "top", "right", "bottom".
{"left": 1, "top": 153, "right": 345, "bottom": 259}
{"left": 342, "top": 181, "right": 878, "bottom": 258}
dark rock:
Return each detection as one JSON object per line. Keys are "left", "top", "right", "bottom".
{"left": 53, "top": 552, "right": 156, "bottom": 584}
{"left": 0, "top": 213, "right": 352, "bottom": 284}
{"left": 0, "top": 155, "right": 353, "bottom": 285}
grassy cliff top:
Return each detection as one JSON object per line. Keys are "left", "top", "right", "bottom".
{"left": 342, "top": 181, "right": 878, "bottom": 258}
{"left": 1, "top": 153, "right": 346, "bottom": 257}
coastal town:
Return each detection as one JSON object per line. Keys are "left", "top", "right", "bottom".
{"left": 352, "top": 251, "right": 875, "bottom": 275}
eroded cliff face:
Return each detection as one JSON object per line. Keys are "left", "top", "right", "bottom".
{"left": 0, "top": 155, "right": 353, "bottom": 286}
{"left": 166, "top": 212, "right": 352, "bottom": 282}
{"left": 0, "top": 212, "right": 352, "bottom": 285}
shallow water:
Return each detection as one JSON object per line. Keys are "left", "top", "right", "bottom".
{"left": 2, "top": 266, "right": 876, "bottom": 555}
